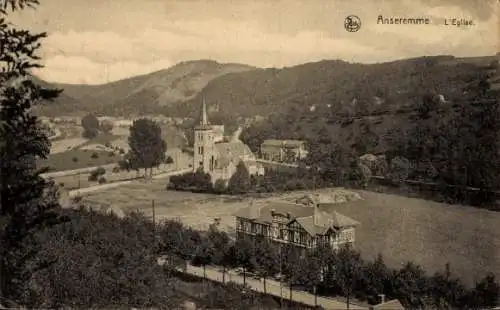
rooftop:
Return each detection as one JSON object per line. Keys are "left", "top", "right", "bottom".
{"left": 215, "top": 140, "right": 255, "bottom": 168}
{"left": 261, "top": 139, "right": 306, "bottom": 147}
{"left": 234, "top": 195, "right": 360, "bottom": 236}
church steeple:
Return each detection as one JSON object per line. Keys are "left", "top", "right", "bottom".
{"left": 195, "top": 97, "right": 211, "bottom": 131}
{"left": 201, "top": 97, "right": 208, "bottom": 126}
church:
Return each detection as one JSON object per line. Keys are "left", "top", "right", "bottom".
{"left": 193, "top": 100, "right": 265, "bottom": 183}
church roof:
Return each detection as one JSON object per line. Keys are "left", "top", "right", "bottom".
{"left": 215, "top": 140, "right": 255, "bottom": 168}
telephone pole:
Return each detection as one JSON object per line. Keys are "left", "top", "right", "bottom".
{"left": 152, "top": 199, "right": 156, "bottom": 230}
{"left": 279, "top": 244, "right": 283, "bottom": 308}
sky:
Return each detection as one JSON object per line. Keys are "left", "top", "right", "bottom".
{"left": 9, "top": 0, "right": 500, "bottom": 85}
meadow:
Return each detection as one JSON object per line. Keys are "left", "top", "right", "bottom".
{"left": 82, "top": 182, "right": 500, "bottom": 287}
{"left": 38, "top": 149, "right": 123, "bottom": 172}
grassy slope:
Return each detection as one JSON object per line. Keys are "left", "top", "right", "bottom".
{"left": 324, "top": 190, "right": 500, "bottom": 286}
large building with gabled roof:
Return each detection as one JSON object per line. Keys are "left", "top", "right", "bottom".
{"left": 193, "top": 99, "right": 264, "bottom": 183}
{"left": 233, "top": 193, "right": 360, "bottom": 250}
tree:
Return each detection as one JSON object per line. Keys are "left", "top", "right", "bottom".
{"left": 165, "top": 155, "right": 174, "bottom": 165}
{"left": 349, "top": 162, "right": 372, "bottom": 188}
{"left": 81, "top": 114, "right": 100, "bottom": 138}
{"left": 234, "top": 237, "right": 255, "bottom": 285}
{"left": 389, "top": 156, "right": 411, "bottom": 185}
{"left": 426, "top": 263, "right": 466, "bottom": 309}
{"left": 0, "top": 0, "right": 68, "bottom": 305}
{"left": 213, "top": 179, "right": 227, "bottom": 194}
{"left": 253, "top": 236, "right": 279, "bottom": 294}
{"left": 330, "top": 245, "right": 364, "bottom": 309}
{"left": 296, "top": 250, "right": 322, "bottom": 306}
{"left": 192, "top": 236, "right": 215, "bottom": 280}
{"left": 227, "top": 161, "right": 251, "bottom": 194}
{"left": 306, "top": 141, "right": 357, "bottom": 186}
{"left": 392, "top": 261, "right": 427, "bottom": 308}
{"left": 33, "top": 210, "right": 182, "bottom": 308}
{"left": 363, "top": 254, "right": 390, "bottom": 304}
{"left": 100, "top": 119, "right": 114, "bottom": 133}
{"left": 128, "top": 118, "right": 167, "bottom": 177}
{"left": 469, "top": 273, "right": 499, "bottom": 308}
{"left": 281, "top": 244, "right": 301, "bottom": 301}
{"left": 207, "top": 226, "right": 232, "bottom": 283}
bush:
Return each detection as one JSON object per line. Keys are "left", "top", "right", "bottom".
{"left": 82, "top": 128, "right": 99, "bottom": 139}
{"left": 213, "top": 179, "right": 227, "bottom": 194}
{"left": 95, "top": 167, "right": 106, "bottom": 175}
{"left": 119, "top": 148, "right": 125, "bottom": 154}
{"left": 389, "top": 156, "right": 411, "bottom": 185}
{"left": 72, "top": 195, "right": 83, "bottom": 203}
{"left": 72, "top": 156, "right": 79, "bottom": 163}
{"left": 91, "top": 152, "right": 99, "bottom": 159}
{"left": 98, "top": 176, "right": 107, "bottom": 184}
{"left": 104, "top": 142, "right": 112, "bottom": 148}
{"left": 88, "top": 173, "right": 98, "bottom": 181}
{"left": 112, "top": 166, "right": 121, "bottom": 173}
{"left": 168, "top": 169, "right": 213, "bottom": 192}
{"left": 165, "top": 156, "right": 174, "bottom": 165}
{"left": 284, "top": 179, "right": 306, "bottom": 191}
{"left": 88, "top": 167, "right": 106, "bottom": 181}
{"left": 108, "top": 151, "right": 115, "bottom": 157}
{"left": 100, "top": 119, "right": 114, "bottom": 133}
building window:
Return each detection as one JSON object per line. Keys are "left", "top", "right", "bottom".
{"left": 262, "top": 225, "right": 268, "bottom": 237}
{"left": 242, "top": 220, "right": 249, "bottom": 232}
{"left": 278, "top": 224, "right": 285, "bottom": 239}
{"left": 299, "top": 232, "right": 308, "bottom": 245}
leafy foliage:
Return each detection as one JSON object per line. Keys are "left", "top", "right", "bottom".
{"left": 99, "top": 119, "right": 114, "bottom": 133}
{"left": 168, "top": 169, "right": 213, "bottom": 192}
{"left": 0, "top": 0, "right": 67, "bottom": 305}
{"left": 127, "top": 118, "right": 167, "bottom": 175}
{"left": 30, "top": 210, "right": 182, "bottom": 308}
{"left": 81, "top": 113, "right": 100, "bottom": 138}
{"left": 227, "top": 161, "right": 251, "bottom": 194}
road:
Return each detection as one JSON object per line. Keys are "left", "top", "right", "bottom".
{"left": 171, "top": 262, "right": 367, "bottom": 310}
{"left": 68, "top": 167, "right": 193, "bottom": 197}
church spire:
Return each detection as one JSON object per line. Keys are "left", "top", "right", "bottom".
{"left": 201, "top": 97, "right": 208, "bottom": 126}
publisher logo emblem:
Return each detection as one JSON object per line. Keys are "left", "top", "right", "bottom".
{"left": 344, "top": 15, "right": 361, "bottom": 32}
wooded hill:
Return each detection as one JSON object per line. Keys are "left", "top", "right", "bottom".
{"left": 35, "top": 55, "right": 499, "bottom": 121}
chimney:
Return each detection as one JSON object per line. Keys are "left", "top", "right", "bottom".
{"left": 286, "top": 212, "right": 291, "bottom": 219}
{"left": 313, "top": 204, "right": 320, "bottom": 226}
{"left": 378, "top": 294, "right": 386, "bottom": 304}
{"left": 271, "top": 209, "right": 275, "bottom": 216}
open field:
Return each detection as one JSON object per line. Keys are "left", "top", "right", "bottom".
{"left": 39, "top": 149, "right": 123, "bottom": 172}
{"left": 82, "top": 183, "right": 500, "bottom": 287}
{"left": 49, "top": 148, "right": 191, "bottom": 189}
